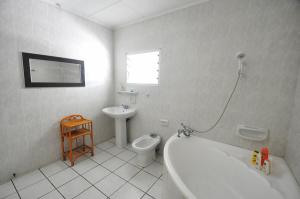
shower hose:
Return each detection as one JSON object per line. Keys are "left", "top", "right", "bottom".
{"left": 182, "top": 70, "right": 242, "bottom": 134}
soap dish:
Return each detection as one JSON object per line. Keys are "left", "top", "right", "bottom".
{"left": 236, "top": 125, "right": 269, "bottom": 141}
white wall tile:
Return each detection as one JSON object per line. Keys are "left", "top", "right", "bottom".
{"left": 114, "top": 0, "right": 300, "bottom": 158}
{"left": 0, "top": 0, "right": 114, "bottom": 183}
{"left": 285, "top": 70, "right": 300, "bottom": 184}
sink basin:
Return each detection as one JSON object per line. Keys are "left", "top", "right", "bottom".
{"left": 102, "top": 106, "right": 137, "bottom": 148}
{"left": 102, "top": 106, "right": 136, "bottom": 119}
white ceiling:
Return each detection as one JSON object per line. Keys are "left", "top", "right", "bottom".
{"left": 41, "top": 0, "right": 208, "bottom": 29}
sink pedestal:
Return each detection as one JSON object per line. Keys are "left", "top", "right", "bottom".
{"left": 115, "top": 118, "right": 127, "bottom": 148}
{"left": 102, "top": 106, "right": 136, "bottom": 149}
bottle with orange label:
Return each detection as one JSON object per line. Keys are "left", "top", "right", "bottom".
{"left": 251, "top": 147, "right": 271, "bottom": 175}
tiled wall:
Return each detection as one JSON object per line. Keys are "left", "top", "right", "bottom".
{"left": 114, "top": 0, "right": 300, "bottom": 156}
{"left": 285, "top": 72, "right": 300, "bottom": 184}
{"left": 0, "top": 0, "right": 114, "bottom": 183}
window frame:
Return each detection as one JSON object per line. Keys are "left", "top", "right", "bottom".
{"left": 125, "top": 49, "right": 161, "bottom": 86}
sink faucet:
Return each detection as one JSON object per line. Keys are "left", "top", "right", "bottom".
{"left": 177, "top": 123, "right": 193, "bottom": 137}
{"left": 121, "top": 104, "right": 129, "bottom": 109}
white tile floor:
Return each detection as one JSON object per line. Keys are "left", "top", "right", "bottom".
{"left": 0, "top": 138, "right": 164, "bottom": 199}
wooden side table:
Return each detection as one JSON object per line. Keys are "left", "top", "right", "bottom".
{"left": 60, "top": 114, "right": 94, "bottom": 166}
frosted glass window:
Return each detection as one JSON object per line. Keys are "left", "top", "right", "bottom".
{"left": 126, "top": 51, "right": 159, "bottom": 84}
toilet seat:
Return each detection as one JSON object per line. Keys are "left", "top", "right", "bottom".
{"left": 132, "top": 134, "right": 161, "bottom": 152}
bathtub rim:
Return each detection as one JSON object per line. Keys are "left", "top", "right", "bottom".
{"left": 164, "top": 134, "right": 300, "bottom": 199}
{"left": 164, "top": 134, "right": 197, "bottom": 199}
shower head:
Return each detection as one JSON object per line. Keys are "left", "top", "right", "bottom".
{"left": 236, "top": 52, "right": 245, "bottom": 75}
{"left": 236, "top": 52, "right": 246, "bottom": 59}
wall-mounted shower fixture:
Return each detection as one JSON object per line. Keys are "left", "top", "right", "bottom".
{"left": 178, "top": 52, "right": 246, "bottom": 136}
{"left": 236, "top": 52, "right": 246, "bottom": 76}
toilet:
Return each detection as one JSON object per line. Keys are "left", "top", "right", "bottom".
{"left": 132, "top": 134, "right": 161, "bottom": 167}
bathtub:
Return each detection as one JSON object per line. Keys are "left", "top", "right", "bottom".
{"left": 163, "top": 135, "right": 300, "bottom": 199}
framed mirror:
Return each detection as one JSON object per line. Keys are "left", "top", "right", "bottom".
{"left": 22, "top": 52, "right": 85, "bottom": 87}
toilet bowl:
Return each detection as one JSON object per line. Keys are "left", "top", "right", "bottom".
{"left": 132, "top": 134, "right": 161, "bottom": 167}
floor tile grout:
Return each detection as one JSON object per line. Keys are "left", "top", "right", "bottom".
{"left": 142, "top": 168, "right": 163, "bottom": 179}
{"left": 110, "top": 169, "right": 147, "bottom": 197}
{"left": 46, "top": 166, "right": 70, "bottom": 178}
{"left": 10, "top": 179, "right": 21, "bottom": 199}
{"left": 62, "top": 160, "right": 110, "bottom": 198}
{"left": 144, "top": 176, "right": 161, "bottom": 198}
{"left": 62, "top": 145, "right": 131, "bottom": 183}
{"left": 69, "top": 143, "right": 163, "bottom": 198}
{"left": 11, "top": 162, "right": 76, "bottom": 194}
{"left": 40, "top": 164, "right": 69, "bottom": 180}
{"left": 94, "top": 144, "right": 163, "bottom": 180}
{"left": 84, "top": 152, "right": 144, "bottom": 197}
{"left": 48, "top": 169, "right": 82, "bottom": 190}
{"left": 38, "top": 168, "right": 66, "bottom": 199}
{"left": 76, "top": 164, "right": 99, "bottom": 175}
{"left": 11, "top": 174, "right": 45, "bottom": 193}
{"left": 6, "top": 140, "right": 163, "bottom": 199}
{"left": 73, "top": 143, "right": 161, "bottom": 198}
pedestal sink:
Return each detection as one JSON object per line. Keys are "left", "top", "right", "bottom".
{"left": 102, "top": 106, "right": 136, "bottom": 148}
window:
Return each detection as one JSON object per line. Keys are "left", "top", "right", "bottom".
{"left": 126, "top": 51, "right": 159, "bottom": 84}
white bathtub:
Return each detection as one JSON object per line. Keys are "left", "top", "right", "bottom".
{"left": 163, "top": 135, "right": 300, "bottom": 199}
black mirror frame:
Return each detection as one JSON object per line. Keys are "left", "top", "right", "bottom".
{"left": 22, "top": 52, "right": 85, "bottom": 87}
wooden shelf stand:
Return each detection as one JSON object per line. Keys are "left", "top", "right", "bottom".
{"left": 60, "top": 115, "right": 94, "bottom": 166}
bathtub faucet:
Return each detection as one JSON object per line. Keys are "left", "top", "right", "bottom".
{"left": 121, "top": 104, "right": 129, "bottom": 109}
{"left": 177, "top": 123, "right": 193, "bottom": 137}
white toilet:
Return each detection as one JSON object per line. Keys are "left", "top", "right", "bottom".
{"left": 132, "top": 134, "right": 161, "bottom": 167}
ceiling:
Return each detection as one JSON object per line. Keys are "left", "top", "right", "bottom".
{"left": 41, "top": 0, "right": 208, "bottom": 29}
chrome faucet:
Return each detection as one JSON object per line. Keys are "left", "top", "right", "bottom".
{"left": 121, "top": 104, "right": 129, "bottom": 109}
{"left": 177, "top": 123, "right": 193, "bottom": 137}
